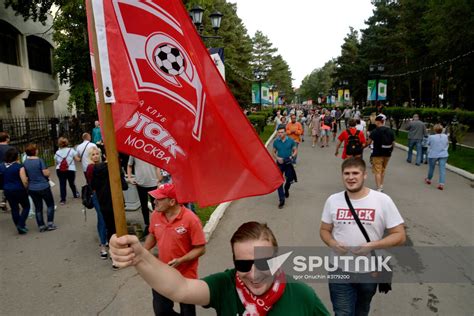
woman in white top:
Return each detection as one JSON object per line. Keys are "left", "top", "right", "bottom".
{"left": 54, "top": 137, "right": 80, "bottom": 204}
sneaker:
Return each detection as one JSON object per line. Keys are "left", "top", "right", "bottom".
{"left": 437, "top": 185, "right": 444, "bottom": 190}
{"left": 112, "top": 264, "right": 120, "bottom": 271}
{"left": 60, "top": 201, "right": 65, "bottom": 205}
{"left": 17, "top": 226, "right": 28, "bottom": 234}
{"left": 100, "top": 250, "right": 108, "bottom": 260}
{"left": 424, "top": 178, "right": 431, "bottom": 185}
{"left": 278, "top": 201, "right": 285, "bottom": 209}
{"left": 39, "top": 225, "right": 48, "bottom": 232}
{"left": 285, "top": 191, "right": 290, "bottom": 198}
{"left": 47, "top": 224, "right": 58, "bottom": 231}
{"left": 377, "top": 187, "right": 384, "bottom": 192}
{"left": 74, "top": 193, "right": 80, "bottom": 198}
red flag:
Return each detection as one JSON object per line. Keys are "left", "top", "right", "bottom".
{"left": 86, "top": 0, "right": 283, "bottom": 206}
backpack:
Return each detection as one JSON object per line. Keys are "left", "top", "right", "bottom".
{"left": 323, "top": 115, "right": 333, "bottom": 126}
{"left": 345, "top": 129, "right": 363, "bottom": 156}
{"left": 58, "top": 149, "right": 72, "bottom": 172}
{"left": 81, "top": 184, "right": 94, "bottom": 209}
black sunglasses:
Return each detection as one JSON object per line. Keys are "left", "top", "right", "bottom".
{"left": 234, "top": 257, "right": 273, "bottom": 273}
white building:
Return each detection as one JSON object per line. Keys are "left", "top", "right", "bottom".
{"left": 0, "top": 0, "right": 71, "bottom": 118}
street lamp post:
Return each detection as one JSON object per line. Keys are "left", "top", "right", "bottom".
{"left": 190, "top": 5, "right": 223, "bottom": 40}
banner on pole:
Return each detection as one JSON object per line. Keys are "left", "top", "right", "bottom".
{"left": 337, "top": 89, "right": 344, "bottom": 103}
{"left": 378, "top": 79, "right": 387, "bottom": 101}
{"left": 367, "top": 80, "right": 376, "bottom": 101}
{"left": 86, "top": 0, "right": 283, "bottom": 206}
{"left": 344, "top": 89, "right": 350, "bottom": 102}
{"left": 208, "top": 47, "right": 225, "bottom": 80}
{"left": 252, "top": 83, "right": 260, "bottom": 104}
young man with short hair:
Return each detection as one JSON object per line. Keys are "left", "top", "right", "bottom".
{"left": 144, "top": 183, "right": 206, "bottom": 316}
{"left": 320, "top": 157, "right": 405, "bottom": 316}
{"left": 272, "top": 127, "right": 297, "bottom": 209}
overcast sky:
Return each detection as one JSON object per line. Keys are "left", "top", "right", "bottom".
{"left": 228, "top": 0, "right": 375, "bottom": 88}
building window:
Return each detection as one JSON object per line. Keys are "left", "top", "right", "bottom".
{"left": 0, "top": 20, "right": 20, "bottom": 65}
{"left": 27, "top": 36, "right": 53, "bottom": 74}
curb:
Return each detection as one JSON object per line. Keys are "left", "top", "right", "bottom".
{"left": 394, "top": 142, "right": 474, "bottom": 181}
{"left": 203, "top": 129, "right": 278, "bottom": 241}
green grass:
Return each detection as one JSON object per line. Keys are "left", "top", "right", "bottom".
{"left": 259, "top": 124, "right": 276, "bottom": 143}
{"left": 393, "top": 130, "right": 474, "bottom": 173}
{"left": 196, "top": 124, "right": 277, "bottom": 225}
{"left": 196, "top": 205, "right": 218, "bottom": 225}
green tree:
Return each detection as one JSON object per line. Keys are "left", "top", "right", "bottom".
{"left": 299, "top": 60, "right": 336, "bottom": 102}
{"left": 251, "top": 31, "right": 294, "bottom": 104}
{"left": 267, "top": 55, "right": 294, "bottom": 103}
{"left": 53, "top": 0, "right": 95, "bottom": 113}
{"left": 335, "top": 27, "right": 366, "bottom": 103}
{"left": 251, "top": 30, "right": 277, "bottom": 76}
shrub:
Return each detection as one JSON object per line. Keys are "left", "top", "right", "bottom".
{"left": 361, "top": 107, "right": 473, "bottom": 131}
{"left": 248, "top": 114, "right": 266, "bottom": 133}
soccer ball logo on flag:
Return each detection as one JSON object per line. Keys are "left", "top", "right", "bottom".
{"left": 154, "top": 44, "right": 185, "bottom": 76}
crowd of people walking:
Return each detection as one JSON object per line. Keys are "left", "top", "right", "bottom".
{"left": 272, "top": 105, "right": 450, "bottom": 196}
{"left": 0, "top": 104, "right": 457, "bottom": 315}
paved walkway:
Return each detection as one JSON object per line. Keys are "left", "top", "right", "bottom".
{"left": 1, "top": 134, "right": 472, "bottom": 315}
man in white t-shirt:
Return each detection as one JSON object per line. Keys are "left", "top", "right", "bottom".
{"left": 355, "top": 118, "right": 366, "bottom": 134}
{"left": 76, "top": 133, "right": 98, "bottom": 178}
{"left": 320, "top": 157, "right": 405, "bottom": 316}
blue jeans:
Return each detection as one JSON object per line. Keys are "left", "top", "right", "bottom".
{"left": 152, "top": 289, "right": 195, "bottom": 316}
{"left": 4, "top": 189, "right": 30, "bottom": 230}
{"left": 329, "top": 281, "right": 377, "bottom": 316}
{"left": 29, "top": 187, "right": 55, "bottom": 228}
{"left": 407, "top": 139, "right": 422, "bottom": 165}
{"left": 427, "top": 157, "right": 447, "bottom": 185}
{"left": 92, "top": 192, "right": 107, "bottom": 245}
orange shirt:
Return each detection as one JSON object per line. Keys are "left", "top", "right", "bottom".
{"left": 286, "top": 122, "right": 303, "bottom": 143}
{"left": 149, "top": 206, "right": 206, "bottom": 278}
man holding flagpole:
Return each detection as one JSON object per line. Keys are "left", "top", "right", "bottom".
{"left": 110, "top": 222, "right": 330, "bottom": 315}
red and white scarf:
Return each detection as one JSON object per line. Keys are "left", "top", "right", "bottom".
{"left": 235, "top": 270, "right": 286, "bottom": 316}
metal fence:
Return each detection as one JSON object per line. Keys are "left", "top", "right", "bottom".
{"left": 0, "top": 116, "right": 96, "bottom": 166}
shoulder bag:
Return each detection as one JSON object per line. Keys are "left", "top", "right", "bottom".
{"left": 344, "top": 191, "right": 392, "bottom": 293}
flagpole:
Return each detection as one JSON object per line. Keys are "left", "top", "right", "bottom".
{"left": 86, "top": 0, "right": 128, "bottom": 237}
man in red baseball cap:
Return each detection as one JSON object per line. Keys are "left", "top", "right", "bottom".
{"left": 144, "top": 183, "right": 206, "bottom": 316}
